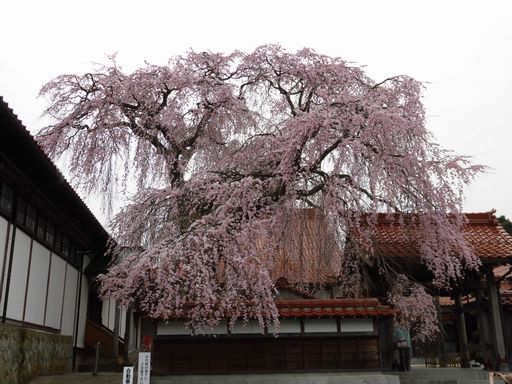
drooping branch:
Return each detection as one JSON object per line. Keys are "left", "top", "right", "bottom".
{"left": 37, "top": 45, "right": 484, "bottom": 338}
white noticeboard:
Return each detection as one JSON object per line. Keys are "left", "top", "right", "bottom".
{"left": 123, "top": 367, "right": 134, "bottom": 384}
{"left": 138, "top": 352, "right": 151, "bottom": 384}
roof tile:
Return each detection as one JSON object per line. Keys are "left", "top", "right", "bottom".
{"left": 275, "top": 298, "right": 394, "bottom": 318}
{"left": 374, "top": 212, "right": 512, "bottom": 260}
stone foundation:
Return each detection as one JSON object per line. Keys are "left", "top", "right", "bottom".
{"left": 0, "top": 323, "right": 72, "bottom": 384}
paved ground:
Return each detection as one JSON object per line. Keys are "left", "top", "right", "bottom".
{"left": 28, "top": 372, "right": 123, "bottom": 384}
{"left": 26, "top": 368, "right": 506, "bottom": 384}
{"left": 28, "top": 372, "right": 399, "bottom": 384}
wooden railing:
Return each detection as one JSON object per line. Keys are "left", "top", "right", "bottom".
{"left": 84, "top": 318, "right": 124, "bottom": 356}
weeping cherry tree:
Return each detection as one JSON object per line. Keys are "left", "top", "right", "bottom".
{"left": 37, "top": 45, "right": 483, "bottom": 339}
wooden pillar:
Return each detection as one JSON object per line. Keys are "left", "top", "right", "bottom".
{"left": 378, "top": 316, "right": 394, "bottom": 370}
{"left": 435, "top": 296, "right": 445, "bottom": 355}
{"left": 112, "top": 303, "right": 120, "bottom": 357}
{"left": 485, "top": 267, "right": 507, "bottom": 369}
{"left": 476, "top": 287, "right": 492, "bottom": 362}
{"left": 455, "top": 294, "right": 470, "bottom": 368}
{"left": 123, "top": 308, "right": 132, "bottom": 364}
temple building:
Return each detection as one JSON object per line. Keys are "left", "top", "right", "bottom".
{"left": 141, "top": 211, "right": 512, "bottom": 374}
{"left": 374, "top": 212, "right": 512, "bottom": 369}
{"left": 0, "top": 96, "right": 111, "bottom": 382}
{"left": 2, "top": 94, "right": 512, "bottom": 380}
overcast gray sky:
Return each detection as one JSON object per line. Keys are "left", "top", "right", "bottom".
{"left": 1, "top": 0, "right": 511, "bottom": 221}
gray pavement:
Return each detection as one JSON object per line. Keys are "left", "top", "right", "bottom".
{"left": 26, "top": 368, "right": 508, "bottom": 384}
{"left": 28, "top": 372, "right": 123, "bottom": 384}
{"left": 28, "top": 372, "right": 399, "bottom": 384}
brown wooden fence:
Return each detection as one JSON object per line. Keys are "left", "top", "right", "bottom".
{"left": 153, "top": 336, "right": 380, "bottom": 374}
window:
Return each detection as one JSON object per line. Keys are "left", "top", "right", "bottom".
{"left": 25, "top": 204, "right": 36, "bottom": 233}
{"left": 0, "top": 182, "right": 14, "bottom": 216}
{"left": 62, "top": 236, "right": 70, "bottom": 259}
{"left": 69, "top": 243, "right": 76, "bottom": 265}
{"left": 45, "top": 221, "right": 55, "bottom": 247}
{"left": 36, "top": 215, "right": 46, "bottom": 242}
{"left": 72, "top": 245, "right": 84, "bottom": 268}
{"left": 55, "top": 230, "right": 63, "bottom": 254}
{"left": 16, "top": 198, "right": 26, "bottom": 225}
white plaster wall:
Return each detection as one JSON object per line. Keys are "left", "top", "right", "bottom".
{"left": 195, "top": 322, "right": 227, "bottom": 335}
{"left": 157, "top": 321, "right": 189, "bottom": 335}
{"left": 120, "top": 308, "right": 126, "bottom": 337}
{"left": 24, "top": 240, "right": 51, "bottom": 325}
{"left": 0, "top": 217, "right": 11, "bottom": 310}
{"left": 231, "top": 320, "right": 264, "bottom": 334}
{"left": 278, "top": 319, "right": 301, "bottom": 333}
{"left": 82, "top": 254, "right": 91, "bottom": 270}
{"left": 136, "top": 315, "right": 142, "bottom": 349}
{"left": 61, "top": 265, "right": 78, "bottom": 336}
{"left": 6, "top": 229, "right": 31, "bottom": 321}
{"left": 76, "top": 275, "right": 89, "bottom": 348}
{"left": 157, "top": 321, "right": 228, "bottom": 336}
{"left": 304, "top": 319, "right": 337, "bottom": 333}
{"left": 101, "top": 297, "right": 119, "bottom": 331}
{"left": 108, "top": 299, "right": 116, "bottom": 330}
{"left": 101, "top": 298, "right": 111, "bottom": 329}
{"left": 45, "top": 254, "right": 66, "bottom": 329}
{"left": 340, "top": 318, "right": 374, "bottom": 333}
{"left": 128, "top": 311, "right": 138, "bottom": 350}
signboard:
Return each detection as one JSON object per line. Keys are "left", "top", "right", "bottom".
{"left": 138, "top": 352, "right": 151, "bottom": 384}
{"left": 123, "top": 367, "right": 134, "bottom": 384}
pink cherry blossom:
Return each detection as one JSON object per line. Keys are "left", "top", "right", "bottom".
{"left": 38, "top": 45, "right": 484, "bottom": 337}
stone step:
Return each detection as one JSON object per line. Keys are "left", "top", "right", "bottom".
{"left": 79, "top": 356, "right": 121, "bottom": 364}
{"left": 400, "top": 381, "right": 495, "bottom": 384}
{"left": 77, "top": 363, "right": 125, "bottom": 373}
{"left": 150, "top": 373, "right": 400, "bottom": 384}
{"left": 394, "top": 368, "right": 507, "bottom": 384}
{"left": 397, "top": 369, "right": 488, "bottom": 378}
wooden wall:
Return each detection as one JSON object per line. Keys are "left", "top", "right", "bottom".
{"left": 152, "top": 336, "right": 380, "bottom": 373}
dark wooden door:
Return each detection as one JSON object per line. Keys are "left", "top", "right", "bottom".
{"left": 153, "top": 336, "right": 380, "bottom": 374}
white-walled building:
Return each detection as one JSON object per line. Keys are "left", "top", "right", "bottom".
{"left": 0, "top": 96, "right": 114, "bottom": 382}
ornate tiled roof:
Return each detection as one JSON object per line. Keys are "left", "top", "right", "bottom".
{"left": 276, "top": 298, "right": 394, "bottom": 318}
{"left": 494, "top": 265, "right": 512, "bottom": 279}
{"left": 0, "top": 96, "right": 110, "bottom": 252}
{"left": 374, "top": 212, "right": 512, "bottom": 261}
{"left": 438, "top": 296, "right": 475, "bottom": 307}
{"left": 501, "top": 294, "right": 512, "bottom": 306}
{"left": 439, "top": 297, "right": 455, "bottom": 306}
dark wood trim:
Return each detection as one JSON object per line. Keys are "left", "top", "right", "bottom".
{"left": 43, "top": 251, "right": 52, "bottom": 327}
{"left": 59, "top": 261, "right": 68, "bottom": 330}
{"left": 72, "top": 264, "right": 81, "bottom": 336}
{"left": 22, "top": 236, "right": 34, "bottom": 322}
{"left": 72, "top": 268, "right": 84, "bottom": 369}
{"left": 105, "top": 298, "right": 110, "bottom": 329}
{"left": 0, "top": 220, "right": 11, "bottom": 308}
{"left": 2, "top": 316, "right": 61, "bottom": 333}
{"left": 155, "top": 332, "right": 379, "bottom": 341}
{"left": 1, "top": 205, "right": 17, "bottom": 323}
